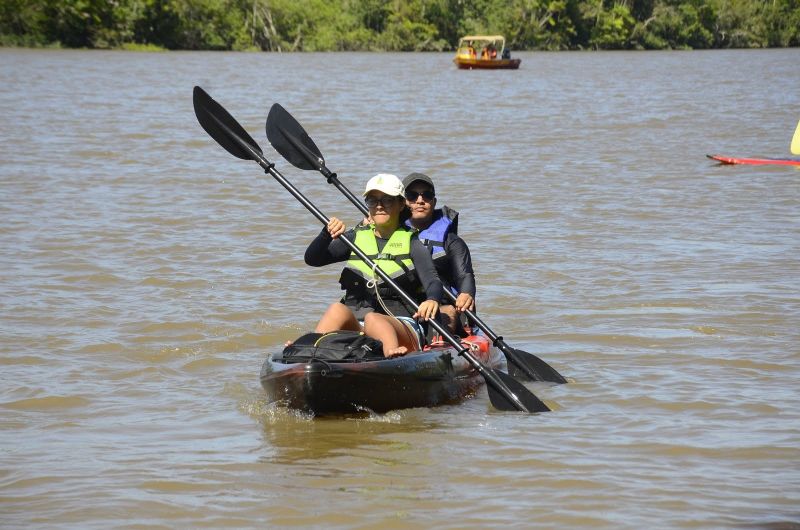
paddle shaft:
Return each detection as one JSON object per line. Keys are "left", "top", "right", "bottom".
{"left": 202, "top": 109, "right": 541, "bottom": 412}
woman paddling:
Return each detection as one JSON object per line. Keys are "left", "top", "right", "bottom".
{"left": 304, "top": 173, "right": 442, "bottom": 357}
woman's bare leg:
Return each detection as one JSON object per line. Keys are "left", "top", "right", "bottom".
{"left": 285, "top": 303, "right": 361, "bottom": 347}
{"left": 314, "top": 302, "right": 362, "bottom": 333}
{"left": 364, "top": 313, "right": 418, "bottom": 357}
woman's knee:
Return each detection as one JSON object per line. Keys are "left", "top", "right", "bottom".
{"left": 325, "top": 301, "right": 346, "bottom": 313}
{"left": 317, "top": 303, "right": 357, "bottom": 332}
{"left": 363, "top": 311, "right": 385, "bottom": 327}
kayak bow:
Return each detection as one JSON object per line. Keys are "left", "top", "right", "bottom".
{"left": 707, "top": 154, "right": 800, "bottom": 166}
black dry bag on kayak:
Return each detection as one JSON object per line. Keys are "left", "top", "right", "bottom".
{"left": 277, "top": 331, "right": 384, "bottom": 363}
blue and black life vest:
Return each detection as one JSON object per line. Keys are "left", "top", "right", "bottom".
{"left": 405, "top": 206, "right": 459, "bottom": 294}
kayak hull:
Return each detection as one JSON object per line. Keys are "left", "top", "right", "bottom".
{"left": 707, "top": 154, "right": 800, "bottom": 166}
{"left": 260, "top": 335, "right": 503, "bottom": 415}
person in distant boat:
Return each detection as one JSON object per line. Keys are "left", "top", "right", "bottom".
{"left": 480, "top": 46, "right": 489, "bottom": 59}
{"left": 402, "top": 173, "right": 475, "bottom": 335}
{"left": 467, "top": 41, "right": 476, "bottom": 58}
{"left": 487, "top": 43, "right": 497, "bottom": 59}
{"left": 304, "top": 173, "right": 442, "bottom": 358}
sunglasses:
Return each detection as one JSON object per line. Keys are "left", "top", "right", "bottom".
{"left": 405, "top": 190, "right": 435, "bottom": 202}
{"left": 365, "top": 195, "right": 398, "bottom": 209}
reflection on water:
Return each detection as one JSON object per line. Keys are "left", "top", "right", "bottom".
{"left": 252, "top": 403, "right": 442, "bottom": 463}
{"left": 1, "top": 48, "right": 799, "bottom": 528}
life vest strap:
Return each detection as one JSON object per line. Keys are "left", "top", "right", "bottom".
{"left": 421, "top": 238, "right": 445, "bottom": 248}
{"left": 374, "top": 252, "right": 411, "bottom": 262}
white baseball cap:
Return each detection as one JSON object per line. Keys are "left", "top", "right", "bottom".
{"left": 363, "top": 173, "right": 404, "bottom": 197}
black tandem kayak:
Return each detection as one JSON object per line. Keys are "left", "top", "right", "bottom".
{"left": 260, "top": 334, "right": 504, "bottom": 415}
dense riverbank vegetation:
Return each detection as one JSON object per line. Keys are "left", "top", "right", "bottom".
{"left": 2, "top": 0, "right": 798, "bottom": 51}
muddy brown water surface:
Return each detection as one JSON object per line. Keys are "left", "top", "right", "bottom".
{"left": 1, "top": 48, "right": 799, "bottom": 528}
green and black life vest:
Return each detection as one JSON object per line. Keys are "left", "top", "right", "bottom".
{"left": 338, "top": 224, "right": 424, "bottom": 311}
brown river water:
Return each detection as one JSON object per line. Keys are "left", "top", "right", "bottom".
{"left": 1, "top": 48, "right": 799, "bottom": 528}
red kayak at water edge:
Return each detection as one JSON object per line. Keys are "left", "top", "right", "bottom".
{"left": 707, "top": 154, "right": 800, "bottom": 166}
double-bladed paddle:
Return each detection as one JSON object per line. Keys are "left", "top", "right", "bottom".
{"left": 192, "top": 86, "right": 551, "bottom": 413}
{"left": 265, "top": 103, "right": 568, "bottom": 384}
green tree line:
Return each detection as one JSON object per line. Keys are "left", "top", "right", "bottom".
{"left": 2, "top": 0, "right": 798, "bottom": 51}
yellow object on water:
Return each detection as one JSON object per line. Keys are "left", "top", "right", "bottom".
{"left": 791, "top": 119, "right": 800, "bottom": 155}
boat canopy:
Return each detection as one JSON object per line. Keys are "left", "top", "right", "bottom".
{"left": 457, "top": 35, "right": 507, "bottom": 49}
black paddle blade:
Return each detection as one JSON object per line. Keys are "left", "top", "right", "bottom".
{"left": 266, "top": 103, "right": 325, "bottom": 171}
{"left": 505, "top": 346, "right": 568, "bottom": 384}
{"left": 486, "top": 369, "right": 551, "bottom": 413}
{"left": 193, "top": 86, "right": 262, "bottom": 161}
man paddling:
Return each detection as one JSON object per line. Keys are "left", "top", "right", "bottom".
{"left": 402, "top": 172, "right": 476, "bottom": 335}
